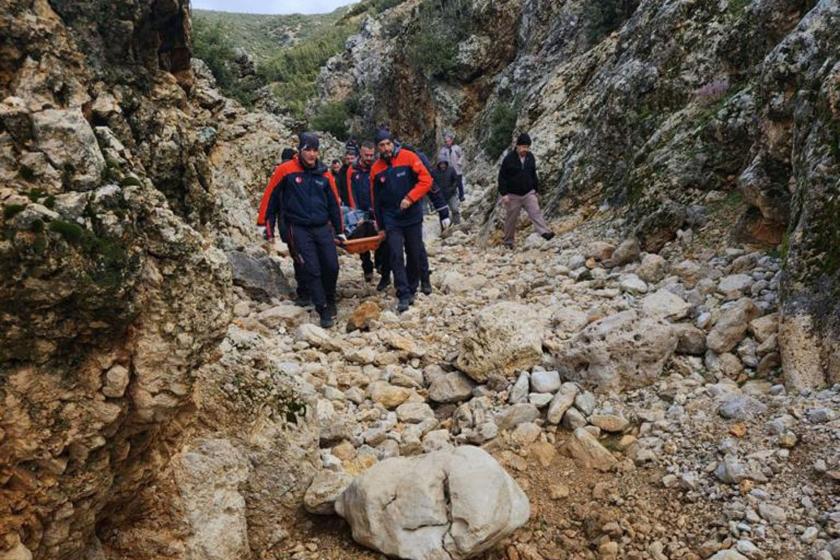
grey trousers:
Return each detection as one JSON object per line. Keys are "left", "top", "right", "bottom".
{"left": 502, "top": 191, "right": 550, "bottom": 245}
{"left": 447, "top": 193, "right": 462, "bottom": 224}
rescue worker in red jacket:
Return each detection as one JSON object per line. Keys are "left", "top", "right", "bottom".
{"left": 257, "top": 132, "right": 345, "bottom": 328}
{"left": 370, "top": 128, "right": 433, "bottom": 312}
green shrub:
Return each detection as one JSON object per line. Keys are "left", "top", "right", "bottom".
{"left": 3, "top": 204, "right": 26, "bottom": 220}
{"left": 344, "top": 0, "right": 404, "bottom": 18}
{"left": 259, "top": 23, "right": 354, "bottom": 119}
{"left": 484, "top": 102, "right": 519, "bottom": 159}
{"left": 311, "top": 101, "right": 351, "bottom": 139}
{"left": 48, "top": 219, "right": 84, "bottom": 243}
{"left": 192, "top": 19, "right": 260, "bottom": 107}
{"left": 403, "top": 0, "right": 472, "bottom": 80}
{"left": 405, "top": 25, "right": 459, "bottom": 79}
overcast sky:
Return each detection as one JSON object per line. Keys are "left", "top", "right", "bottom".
{"left": 193, "top": 0, "right": 358, "bottom": 15}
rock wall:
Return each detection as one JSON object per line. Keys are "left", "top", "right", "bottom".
{"left": 0, "top": 1, "right": 320, "bottom": 558}
{"left": 319, "top": 0, "right": 839, "bottom": 387}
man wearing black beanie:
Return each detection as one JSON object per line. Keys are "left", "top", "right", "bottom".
{"left": 498, "top": 132, "right": 554, "bottom": 248}
{"left": 257, "top": 132, "right": 346, "bottom": 328}
{"left": 370, "top": 128, "right": 435, "bottom": 312}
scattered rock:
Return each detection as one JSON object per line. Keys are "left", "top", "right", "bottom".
{"left": 457, "top": 302, "right": 545, "bottom": 382}
{"left": 566, "top": 428, "right": 618, "bottom": 472}
{"left": 347, "top": 301, "right": 381, "bottom": 332}
{"left": 428, "top": 372, "right": 475, "bottom": 403}
{"left": 227, "top": 250, "right": 291, "bottom": 302}
{"left": 642, "top": 289, "right": 691, "bottom": 320}
{"left": 304, "top": 471, "right": 353, "bottom": 515}
{"left": 546, "top": 383, "right": 579, "bottom": 424}
{"left": 529, "top": 370, "right": 561, "bottom": 393}
{"left": 707, "top": 298, "right": 760, "bottom": 354}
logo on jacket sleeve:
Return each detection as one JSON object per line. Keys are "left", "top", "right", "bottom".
{"left": 295, "top": 176, "right": 303, "bottom": 184}
{"left": 380, "top": 176, "right": 386, "bottom": 183}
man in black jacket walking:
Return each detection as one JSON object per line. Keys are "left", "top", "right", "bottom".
{"left": 498, "top": 133, "right": 554, "bottom": 248}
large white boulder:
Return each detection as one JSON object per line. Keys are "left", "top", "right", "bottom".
{"left": 335, "top": 446, "right": 530, "bottom": 560}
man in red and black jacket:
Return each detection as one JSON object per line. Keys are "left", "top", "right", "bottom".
{"left": 257, "top": 132, "right": 345, "bottom": 328}
{"left": 370, "top": 128, "right": 433, "bottom": 313}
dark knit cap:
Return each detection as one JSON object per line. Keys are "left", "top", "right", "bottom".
{"left": 298, "top": 132, "right": 320, "bottom": 152}
{"left": 516, "top": 133, "right": 532, "bottom": 146}
{"left": 374, "top": 128, "right": 393, "bottom": 144}
{"left": 281, "top": 148, "right": 296, "bottom": 161}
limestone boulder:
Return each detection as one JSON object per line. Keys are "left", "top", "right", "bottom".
{"left": 558, "top": 310, "right": 677, "bottom": 391}
{"left": 457, "top": 302, "right": 545, "bottom": 382}
{"left": 335, "top": 446, "right": 530, "bottom": 560}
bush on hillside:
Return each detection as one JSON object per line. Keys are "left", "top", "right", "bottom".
{"left": 311, "top": 101, "right": 351, "bottom": 139}
{"left": 192, "top": 19, "right": 261, "bottom": 107}
{"left": 258, "top": 24, "right": 354, "bottom": 119}
{"left": 484, "top": 102, "right": 519, "bottom": 160}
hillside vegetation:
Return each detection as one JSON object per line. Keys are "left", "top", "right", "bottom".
{"left": 192, "top": 1, "right": 408, "bottom": 122}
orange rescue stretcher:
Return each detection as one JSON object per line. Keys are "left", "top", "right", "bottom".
{"left": 337, "top": 234, "right": 384, "bottom": 254}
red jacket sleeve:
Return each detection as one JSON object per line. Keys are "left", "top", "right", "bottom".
{"left": 325, "top": 171, "right": 344, "bottom": 233}
{"left": 257, "top": 165, "right": 286, "bottom": 225}
{"left": 405, "top": 152, "right": 432, "bottom": 203}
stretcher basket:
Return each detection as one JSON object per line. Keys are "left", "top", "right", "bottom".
{"left": 339, "top": 235, "right": 383, "bottom": 254}
{"left": 339, "top": 207, "right": 382, "bottom": 254}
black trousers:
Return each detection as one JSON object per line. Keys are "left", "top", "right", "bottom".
{"left": 376, "top": 231, "right": 429, "bottom": 289}
{"left": 287, "top": 223, "right": 339, "bottom": 310}
{"left": 385, "top": 223, "right": 426, "bottom": 299}
{"left": 359, "top": 252, "right": 374, "bottom": 275}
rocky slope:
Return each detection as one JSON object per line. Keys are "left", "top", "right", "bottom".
{"left": 317, "top": 0, "right": 840, "bottom": 389}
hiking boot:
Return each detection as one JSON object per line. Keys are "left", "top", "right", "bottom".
{"left": 377, "top": 276, "right": 391, "bottom": 292}
{"left": 504, "top": 242, "right": 514, "bottom": 250}
{"left": 408, "top": 293, "right": 416, "bottom": 305}
{"left": 420, "top": 278, "right": 432, "bottom": 295}
{"left": 293, "top": 294, "right": 312, "bottom": 307}
{"left": 326, "top": 302, "right": 338, "bottom": 319}
{"left": 364, "top": 271, "right": 374, "bottom": 283}
{"left": 541, "top": 231, "right": 555, "bottom": 241}
{"left": 318, "top": 308, "right": 335, "bottom": 329}
{"left": 397, "top": 297, "right": 410, "bottom": 313}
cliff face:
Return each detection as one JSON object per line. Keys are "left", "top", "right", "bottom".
{"left": 319, "top": 0, "right": 839, "bottom": 387}
{"left": 0, "top": 2, "right": 319, "bottom": 559}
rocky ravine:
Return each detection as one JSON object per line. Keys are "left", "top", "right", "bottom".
{"left": 1, "top": 2, "right": 839, "bottom": 560}
{"left": 318, "top": 0, "right": 840, "bottom": 389}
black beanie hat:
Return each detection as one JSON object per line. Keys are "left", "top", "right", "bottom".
{"left": 281, "top": 148, "right": 296, "bottom": 161}
{"left": 374, "top": 128, "right": 393, "bottom": 144}
{"left": 516, "top": 133, "right": 532, "bottom": 146}
{"left": 298, "top": 132, "right": 320, "bottom": 152}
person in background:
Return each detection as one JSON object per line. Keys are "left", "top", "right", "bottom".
{"left": 258, "top": 132, "right": 345, "bottom": 328}
{"left": 432, "top": 157, "right": 462, "bottom": 225}
{"left": 438, "top": 132, "right": 465, "bottom": 201}
{"left": 330, "top": 159, "right": 342, "bottom": 180}
{"left": 345, "top": 141, "right": 377, "bottom": 282}
{"left": 370, "top": 128, "right": 434, "bottom": 312}
{"left": 336, "top": 142, "right": 358, "bottom": 207}
{"left": 498, "top": 133, "right": 554, "bottom": 248}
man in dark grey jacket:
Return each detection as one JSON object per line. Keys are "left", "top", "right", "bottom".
{"left": 498, "top": 133, "right": 554, "bottom": 248}
{"left": 432, "top": 158, "right": 462, "bottom": 225}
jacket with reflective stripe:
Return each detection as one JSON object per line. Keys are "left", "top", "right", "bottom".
{"left": 257, "top": 157, "right": 343, "bottom": 237}
{"left": 370, "top": 147, "right": 432, "bottom": 230}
